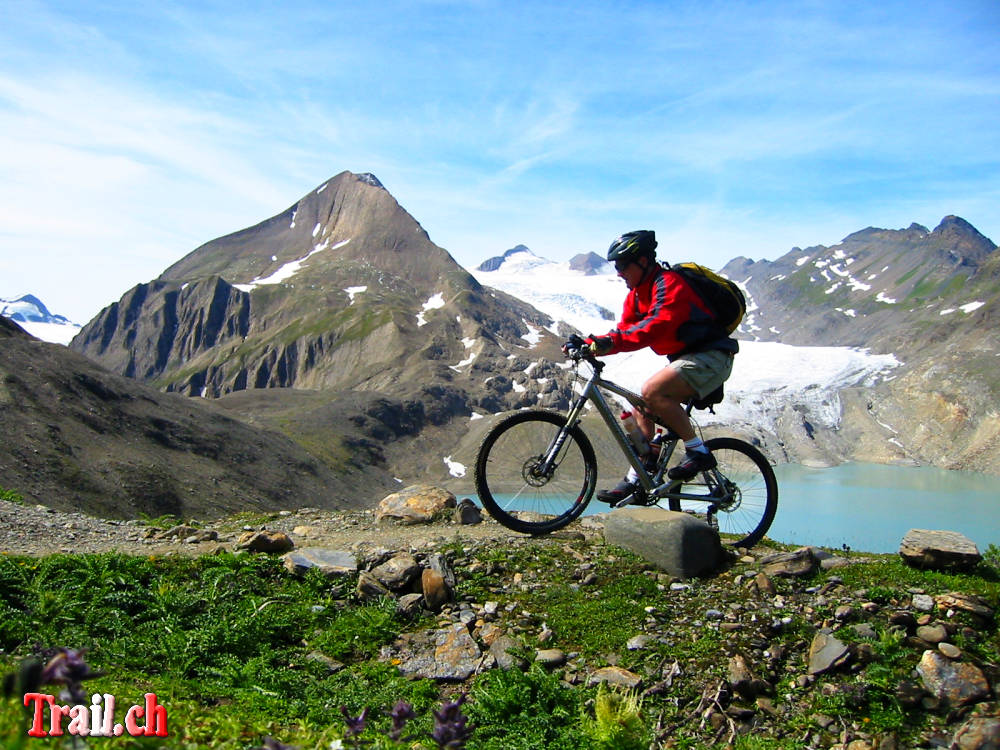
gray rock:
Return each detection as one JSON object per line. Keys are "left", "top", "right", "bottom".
{"left": 396, "top": 593, "right": 424, "bottom": 619}
{"left": 588, "top": 666, "right": 642, "bottom": 690}
{"left": 951, "top": 716, "right": 1000, "bottom": 750}
{"left": 454, "top": 498, "right": 483, "bottom": 525}
{"left": 602, "top": 507, "right": 723, "bottom": 579}
{"left": 305, "top": 651, "right": 345, "bottom": 674}
{"left": 938, "top": 642, "right": 962, "bottom": 660}
{"left": 393, "top": 624, "right": 483, "bottom": 681}
{"left": 899, "top": 529, "right": 981, "bottom": 572}
{"left": 489, "top": 635, "right": 526, "bottom": 671}
{"left": 357, "top": 571, "right": 394, "bottom": 601}
{"left": 916, "top": 623, "right": 948, "bottom": 644}
{"left": 936, "top": 592, "right": 994, "bottom": 620}
{"left": 535, "top": 648, "right": 566, "bottom": 667}
{"left": 852, "top": 623, "right": 877, "bottom": 640}
{"left": 376, "top": 485, "right": 456, "bottom": 525}
{"left": 371, "top": 552, "right": 421, "bottom": 591}
{"left": 627, "top": 634, "right": 654, "bottom": 651}
{"left": 916, "top": 650, "right": 990, "bottom": 707}
{"left": 236, "top": 530, "right": 294, "bottom": 553}
{"left": 911, "top": 593, "right": 935, "bottom": 612}
{"left": 808, "top": 632, "right": 851, "bottom": 675}
{"left": 759, "top": 547, "right": 820, "bottom": 578}
{"left": 282, "top": 548, "right": 358, "bottom": 577}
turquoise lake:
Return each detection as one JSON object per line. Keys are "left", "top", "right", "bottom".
{"left": 765, "top": 463, "right": 998, "bottom": 554}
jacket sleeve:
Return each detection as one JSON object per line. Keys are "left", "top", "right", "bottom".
{"left": 605, "top": 273, "right": 689, "bottom": 354}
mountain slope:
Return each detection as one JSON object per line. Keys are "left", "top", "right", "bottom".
{"left": 70, "top": 172, "right": 579, "bottom": 489}
{"left": 0, "top": 316, "right": 379, "bottom": 518}
{"left": 721, "top": 216, "right": 1000, "bottom": 473}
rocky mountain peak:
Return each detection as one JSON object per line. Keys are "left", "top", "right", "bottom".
{"left": 568, "top": 252, "right": 611, "bottom": 275}
{"left": 476, "top": 245, "right": 534, "bottom": 272}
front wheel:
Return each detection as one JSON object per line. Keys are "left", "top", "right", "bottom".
{"left": 475, "top": 410, "right": 597, "bottom": 534}
{"left": 668, "top": 437, "right": 778, "bottom": 548}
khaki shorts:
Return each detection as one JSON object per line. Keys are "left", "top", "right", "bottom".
{"left": 668, "top": 350, "right": 734, "bottom": 398}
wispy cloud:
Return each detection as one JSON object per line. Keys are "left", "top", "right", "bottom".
{"left": 1, "top": 0, "right": 997, "bottom": 321}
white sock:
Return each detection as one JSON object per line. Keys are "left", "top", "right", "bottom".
{"left": 685, "top": 437, "right": 709, "bottom": 454}
{"left": 625, "top": 467, "right": 639, "bottom": 482}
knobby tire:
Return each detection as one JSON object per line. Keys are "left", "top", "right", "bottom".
{"left": 668, "top": 436, "right": 778, "bottom": 548}
{"left": 475, "top": 410, "right": 597, "bottom": 535}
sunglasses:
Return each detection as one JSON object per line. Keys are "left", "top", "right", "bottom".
{"left": 614, "top": 259, "right": 633, "bottom": 274}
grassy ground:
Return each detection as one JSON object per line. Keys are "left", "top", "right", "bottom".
{"left": 1, "top": 538, "right": 998, "bottom": 749}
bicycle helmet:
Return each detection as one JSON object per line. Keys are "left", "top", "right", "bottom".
{"left": 607, "top": 230, "right": 657, "bottom": 263}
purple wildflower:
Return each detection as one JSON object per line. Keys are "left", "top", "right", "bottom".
{"left": 39, "top": 648, "right": 98, "bottom": 686}
{"left": 340, "top": 706, "right": 369, "bottom": 738}
{"left": 387, "top": 700, "right": 417, "bottom": 741}
{"left": 432, "top": 695, "right": 473, "bottom": 749}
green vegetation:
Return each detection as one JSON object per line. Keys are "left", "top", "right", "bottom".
{"left": 0, "top": 488, "right": 26, "bottom": 505}
{"left": 1, "top": 539, "right": 998, "bottom": 748}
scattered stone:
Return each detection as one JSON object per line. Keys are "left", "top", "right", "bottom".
{"left": 393, "top": 624, "right": 482, "bottom": 681}
{"left": 396, "top": 593, "right": 424, "bottom": 619}
{"left": 588, "top": 666, "right": 642, "bottom": 690}
{"left": 535, "top": 648, "right": 566, "bottom": 668}
{"left": 938, "top": 642, "right": 962, "bottom": 660}
{"left": 852, "top": 623, "right": 877, "bottom": 640}
{"left": 305, "top": 651, "right": 345, "bottom": 674}
{"left": 936, "top": 592, "right": 994, "bottom": 620}
{"left": 950, "top": 715, "right": 1000, "bottom": 750}
{"left": 911, "top": 594, "right": 935, "bottom": 612}
{"left": 602, "top": 507, "right": 724, "bottom": 579}
{"left": 422, "top": 567, "right": 451, "bottom": 611}
{"left": 759, "top": 547, "right": 820, "bottom": 578}
{"left": 899, "top": 529, "right": 981, "bottom": 572}
{"left": 371, "top": 552, "right": 422, "bottom": 591}
{"left": 808, "top": 632, "right": 851, "bottom": 675}
{"left": 754, "top": 572, "right": 777, "bottom": 596}
{"left": 627, "top": 634, "right": 654, "bottom": 651}
{"left": 488, "top": 635, "right": 525, "bottom": 671}
{"left": 285, "top": 549, "right": 355, "bottom": 578}
{"left": 356, "top": 571, "right": 393, "bottom": 601}
{"left": 916, "top": 650, "right": 990, "bottom": 707}
{"left": 236, "top": 530, "right": 294, "bottom": 553}
{"left": 376, "top": 485, "right": 456, "bottom": 525}
{"left": 454, "top": 498, "right": 482, "bottom": 525}
{"left": 916, "top": 623, "right": 948, "bottom": 644}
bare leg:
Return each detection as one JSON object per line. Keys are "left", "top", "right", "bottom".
{"left": 635, "top": 365, "right": 697, "bottom": 441}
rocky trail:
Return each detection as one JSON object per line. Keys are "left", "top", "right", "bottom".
{"left": 2, "top": 488, "right": 999, "bottom": 749}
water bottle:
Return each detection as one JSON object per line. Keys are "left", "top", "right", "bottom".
{"left": 620, "top": 411, "right": 650, "bottom": 456}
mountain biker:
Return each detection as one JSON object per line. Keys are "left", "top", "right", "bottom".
{"left": 564, "top": 230, "right": 739, "bottom": 503}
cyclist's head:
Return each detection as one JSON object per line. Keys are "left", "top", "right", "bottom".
{"left": 607, "top": 230, "right": 657, "bottom": 273}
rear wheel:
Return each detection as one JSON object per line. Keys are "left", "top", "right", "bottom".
{"left": 667, "top": 437, "right": 777, "bottom": 548}
{"left": 475, "top": 410, "right": 596, "bottom": 535}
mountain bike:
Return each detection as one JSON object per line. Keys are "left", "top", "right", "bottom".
{"left": 474, "top": 340, "right": 778, "bottom": 548}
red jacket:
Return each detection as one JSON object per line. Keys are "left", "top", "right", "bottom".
{"left": 599, "top": 265, "right": 738, "bottom": 358}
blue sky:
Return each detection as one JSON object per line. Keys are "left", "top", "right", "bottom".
{"left": 2, "top": 0, "right": 998, "bottom": 322}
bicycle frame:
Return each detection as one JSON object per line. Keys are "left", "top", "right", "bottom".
{"left": 540, "top": 354, "right": 721, "bottom": 509}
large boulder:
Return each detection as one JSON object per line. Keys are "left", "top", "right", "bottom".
{"left": 376, "top": 485, "right": 456, "bottom": 525}
{"left": 899, "top": 529, "right": 981, "bottom": 572}
{"left": 603, "top": 507, "right": 724, "bottom": 579}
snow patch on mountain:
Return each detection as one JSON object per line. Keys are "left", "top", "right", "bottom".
{"left": 1, "top": 294, "right": 81, "bottom": 345}
{"left": 471, "top": 246, "right": 621, "bottom": 337}
{"left": 234, "top": 239, "right": 352, "bottom": 292}
{"left": 469, "top": 247, "right": 902, "bottom": 433}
